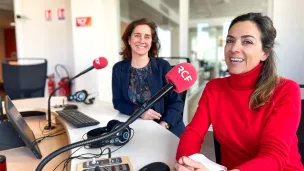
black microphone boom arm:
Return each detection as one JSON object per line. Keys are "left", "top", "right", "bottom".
{"left": 36, "top": 83, "right": 174, "bottom": 170}
{"left": 45, "top": 66, "right": 94, "bottom": 130}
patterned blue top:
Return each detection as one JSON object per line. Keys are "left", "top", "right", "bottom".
{"left": 128, "top": 62, "right": 152, "bottom": 105}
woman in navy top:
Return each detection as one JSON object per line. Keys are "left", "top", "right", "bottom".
{"left": 112, "top": 18, "right": 186, "bottom": 137}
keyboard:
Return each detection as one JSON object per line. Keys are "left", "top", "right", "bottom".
{"left": 56, "top": 110, "right": 100, "bottom": 128}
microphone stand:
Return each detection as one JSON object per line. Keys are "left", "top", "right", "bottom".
{"left": 45, "top": 66, "right": 94, "bottom": 130}
{"left": 36, "top": 83, "right": 174, "bottom": 171}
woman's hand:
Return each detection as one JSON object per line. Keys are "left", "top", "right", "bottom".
{"left": 173, "top": 156, "right": 209, "bottom": 171}
{"left": 159, "top": 121, "right": 168, "bottom": 128}
{"left": 141, "top": 109, "right": 161, "bottom": 120}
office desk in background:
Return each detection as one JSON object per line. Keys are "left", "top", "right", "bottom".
{"left": 1, "top": 97, "right": 179, "bottom": 171}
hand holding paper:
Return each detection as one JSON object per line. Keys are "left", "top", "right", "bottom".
{"left": 173, "top": 154, "right": 227, "bottom": 171}
{"left": 188, "top": 153, "right": 227, "bottom": 171}
{"left": 173, "top": 156, "right": 209, "bottom": 171}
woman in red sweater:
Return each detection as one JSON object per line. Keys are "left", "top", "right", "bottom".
{"left": 173, "top": 13, "right": 303, "bottom": 171}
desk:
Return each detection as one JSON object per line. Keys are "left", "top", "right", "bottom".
{"left": 0, "top": 115, "right": 70, "bottom": 171}
{"left": 2, "top": 97, "right": 180, "bottom": 170}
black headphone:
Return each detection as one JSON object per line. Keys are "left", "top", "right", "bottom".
{"left": 67, "top": 90, "right": 95, "bottom": 105}
{"left": 86, "top": 120, "right": 131, "bottom": 148}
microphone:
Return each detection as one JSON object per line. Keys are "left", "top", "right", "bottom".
{"left": 35, "top": 62, "right": 197, "bottom": 171}
{"left": 44, "top": 57, "right": 108, "bottom": 130}
{"left": 130, "top": 62, "right": 198, "bottom": 119}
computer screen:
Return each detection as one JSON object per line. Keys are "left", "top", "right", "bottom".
{"left": 4, "top": 96, "right": 42, "bottom": 159}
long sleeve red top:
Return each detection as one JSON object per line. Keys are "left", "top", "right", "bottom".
{"left": 176, "top": 63, "right": 304, "bottom": 171}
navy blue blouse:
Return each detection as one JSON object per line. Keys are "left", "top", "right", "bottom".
{"left": 128, "top": 62, "right": 152, "bottom": 105}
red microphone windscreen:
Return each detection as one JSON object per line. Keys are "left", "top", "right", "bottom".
{"left": 93, "top": 57, "right": 108, "bottom": 69}
{"left": 165, "top": 62, "right": 197, "bottom": 93}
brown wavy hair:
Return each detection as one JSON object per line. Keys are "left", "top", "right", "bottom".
{"left": 120, "top": 18, "right": 161, "bottom": 60}
{"left": 229, "top": 13, "right": 279, "bottom": 109}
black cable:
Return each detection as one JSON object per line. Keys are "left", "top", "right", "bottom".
{"left": 61, "top": 147, "right": 103, "bottom": 171}
{"left": 55, "top": 64, "right": 70, "bottom": 79}
{"left": 34, "top": 131, "right": 66, "bottom": 145}
{"left": 102, "top": 147, "right": 111, "bottom": 159}
{"left": 39, "top": 116, "right": 60, "bottom": 135}
{"left": 102, "top": 128, "right": 134, "bottom": 155}
{"left": 53, "top": 146, "right": 83, "bottom": 171}
{"left": 36, "top": 83, "right": 174, "bottom": 171}
{"left": 33, "top": 129, "right": 66, "bottom": 145}
{"left": 55, "top": 128, "right": 134, "bottom": 171}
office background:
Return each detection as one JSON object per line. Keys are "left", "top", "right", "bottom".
{"left": 0, "top": 0, "right": 303, "bottom": 120}
{"left": 0, "top": 0, "right": 303, "bottom": 168}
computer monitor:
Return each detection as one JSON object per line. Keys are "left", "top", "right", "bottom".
{"left": 4, "top": 95, "right": 42, "bottom": 159}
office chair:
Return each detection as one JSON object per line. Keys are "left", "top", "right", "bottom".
{"left": 158, "top": 57, "right": 191, "bottom": 103}
{"left": 298, "top": 95, "right": 304, "bottom": 164}
{"left": 158, "top": 57, "right": 191, "bottom": 118}
{"left": 213, "top": 135, "right": 221, "bottom": 164}
{"left": 159, "top": 56, "right": 191, "bottom": 66}
{"left": 2, "top": 58, "right": 47, "bottom": 100}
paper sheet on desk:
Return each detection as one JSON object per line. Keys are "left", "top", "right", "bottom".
{"left": 189, "top": 154, "right": 227, "bottom": 171}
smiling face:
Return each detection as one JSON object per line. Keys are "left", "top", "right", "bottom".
{"left": 128, "top": 24, "right": 152, "bottom": 58}
{"left": 224, "top": 21, "right": 268, "bottom": 74}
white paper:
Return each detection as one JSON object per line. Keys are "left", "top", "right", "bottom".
{"left": 188, "top": 153, "right": 227, "bottom": 171}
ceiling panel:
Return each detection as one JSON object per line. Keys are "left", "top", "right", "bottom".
{"left": 162, "top": 0, "right": 268, "bottom": 20}
{"left": 120, "top": 0, "right": 178, "bottom": 27}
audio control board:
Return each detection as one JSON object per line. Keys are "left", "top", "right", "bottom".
{"left": 77, "top": 156, "right": 133, "bottom": 171}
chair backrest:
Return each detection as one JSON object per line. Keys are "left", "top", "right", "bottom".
{"left": 158, "top": 57, "right": 191, "bottom": 98}
{"left": 158, "top": 57, "right": 191, "bottom": 117}
{"left": 159, "top": 57, "right": 191, "bottom": 66}
{"left": 298, "top": 100, "right": 304, "bottom": 164}
{"left": 2, "top": 58, "right": 47, "bottom": 100}
{"left": 214, "top": 136, "right": 221, "bottom": 164}
{"left": 298, "top": 86, "right": 304, "bottom": 164}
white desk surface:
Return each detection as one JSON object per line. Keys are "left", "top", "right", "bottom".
{"left": 4, "top": 97, "right": 180, "bottom": 170}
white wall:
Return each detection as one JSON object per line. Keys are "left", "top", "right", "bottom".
{"left": 14, "top": 0, "right": 122, "bottom": 103}
{"left": 171, "top": 27, "right": 179, "bottom": 57}
{"left": 158, "top": 27, "right": 171, "bottom": 57}
{"left": 70, "top": 0, "right": 121, "bottom": 103}
{"left": 14, "top": 0, "right": 74, "bottom": 80}
{"left": 273, "top": 0, "right": 304, "bottom": 85}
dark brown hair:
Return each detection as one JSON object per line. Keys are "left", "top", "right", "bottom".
{"left": 229, "top": 13, "right": 279, "bottom": 109}
{"left": 120, "top": 18, "right": 161, "bottom": 60}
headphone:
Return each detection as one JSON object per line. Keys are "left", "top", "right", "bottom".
{"left": 85, "top": 120, "right": 131, "bottom": 148}
{"left": 67, "top": 90, "right": 95, "bottom": 105}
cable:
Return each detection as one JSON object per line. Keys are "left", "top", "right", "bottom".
{"left": 33, "top": 129, "right": 66, "bottom": 145}
{"left": 103, "top": 147, "right": 111, "bottom": 159}
{"left": 52, "top": 146, "right": 83, "bottom": 171}
{"left": 54, "top": 128, "right": 134, "bottom": 171}
{"left": 39, "top": 116, "right": 60, "bottom": 135}
{"left": 55, "top": 64, "right": 70, "bottom": 79}
{"left": 61, "top": 147, "right": 103, "bottom": 171}
{"left": 88, "top": 92, "right": 99, "bottom": 99}
{"left": 36, "top": 103, "right": 145, "bottom": 171}
{"left": 34, "top": 116, "right": 66, "bottom": 144}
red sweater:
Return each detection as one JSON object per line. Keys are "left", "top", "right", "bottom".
{"left": 176, "top": 63, "right": 304, "bottom": 171}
